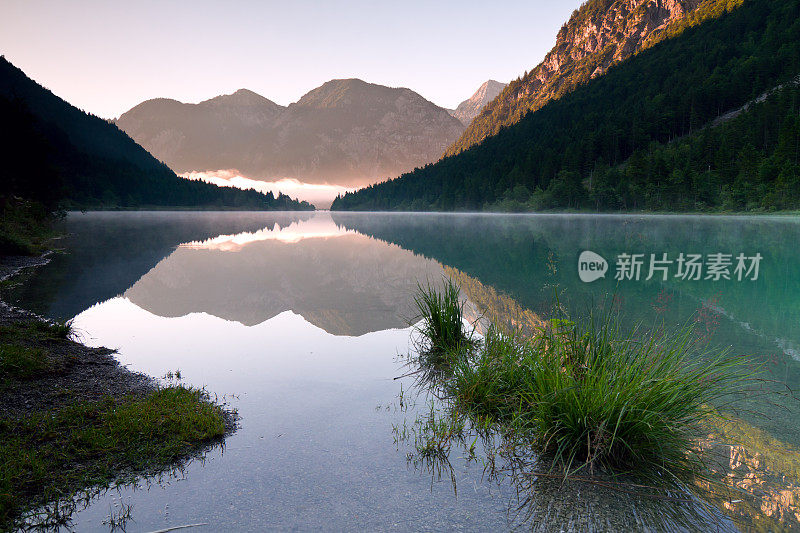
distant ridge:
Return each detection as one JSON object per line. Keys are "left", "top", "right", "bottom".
{"left": 116, "top": 79, "right": 465, "bottom": 188}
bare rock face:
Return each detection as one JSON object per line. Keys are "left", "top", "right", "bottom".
{"left": 116, "top": 80, "right": 465, "bottom": 188}
{"left": 446, "top": 0, "right": 735, "bottom": 156}
{"left": 529, "top": 0, "right": 702, "bottom": 87}
{"left": 449, "top": 80, "right": 507, "bottom": 126}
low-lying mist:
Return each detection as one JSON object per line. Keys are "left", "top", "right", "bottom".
{"left": 180, "top": 170, "right": 358, "bottom": 209}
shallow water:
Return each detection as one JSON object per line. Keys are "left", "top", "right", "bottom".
{"left": 8, "top": 211, "right": 799, "bottom": 532}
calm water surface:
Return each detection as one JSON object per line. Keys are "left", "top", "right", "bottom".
{"left": 9, "top": 211, "right": 800, "bottom": 532}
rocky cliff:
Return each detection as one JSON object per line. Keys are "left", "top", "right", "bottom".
{"left": 445, "top": 0, "right": 744, "bottom": 156}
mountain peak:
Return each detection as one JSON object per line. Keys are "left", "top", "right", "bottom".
{"left": 200, "top": 88, "right": 282, "bottom": 110}
{"left": 450, "top": 80, "right": 507, "bottom": 126}
{"left": 475, "top": 80, "right": 505, "bottom": 98}
{"left": 295, "top": 78, "right": 394, "bottom": 109}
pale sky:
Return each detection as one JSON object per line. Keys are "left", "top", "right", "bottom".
{"left": 0, "top": 1, "right": 583, "bottom": 119}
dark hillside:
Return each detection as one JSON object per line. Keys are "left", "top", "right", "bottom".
{"left": 0, "top": 57, "right": 312, "bottom": 211}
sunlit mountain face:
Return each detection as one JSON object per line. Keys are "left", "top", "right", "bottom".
{"left": 115, "top": 79, "right": 466, "bottom": 201}
{"left": 122, "top": 213, "right": 447, "bottom": 336}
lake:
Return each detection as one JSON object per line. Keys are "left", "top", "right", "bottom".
{"left": 7, "top": 211, "right": 800, "bottom": 532}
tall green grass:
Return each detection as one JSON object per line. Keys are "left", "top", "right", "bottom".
{"left": 523, "top": 318, "right": 747, "bottom": 476}
{"left": 412, "top": 278, "right": 475, "bottom": 369}
{"left": 412, "top": 283, "right": 753, "bottom": 480}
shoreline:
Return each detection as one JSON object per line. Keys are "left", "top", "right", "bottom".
{"left": 65, "top": 205, "right": 315, "bottom": 212}
{"left": 328, "top": 208, "right": 800, "bottom": 218}
{"left": 0, "top": 254, "right": 155, "bottom": 416}
{"left": 0, "top": 253, "right": 235, "bottom": 530}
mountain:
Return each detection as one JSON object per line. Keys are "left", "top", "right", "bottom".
{"left": 0, "top": 57, "right": 313, "bottom": 211}
{"left": 115, "top": 89, "right": 285, "bottom": 174}
{"left": 449, "top": 80, "right": 506, "bottom": 126}
{"left": 11, "top": 212, "right": 312, "bottom": 320}
{"left": 331, "top": 0, "right": 800, "bottom": 213}
{"left": 116, "top": 79, "right": 465, "bottom": 188}
{"left": 445, "top": 0, "right": 745, "bottom": 156}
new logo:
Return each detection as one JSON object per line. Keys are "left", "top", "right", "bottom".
{"left": 578, "top": 251, "right": 608, "bottom": 283}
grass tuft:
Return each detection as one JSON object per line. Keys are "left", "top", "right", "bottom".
{"left": 412, "top": 283, "right": 753, "bottom": 480}
{"left": 515, "top": 317, "right": 749, "bottom": 477}
{"left": 42, "top": 320, "right": 74, "bottom": 340}
{"left": 412, "top": 278, "right": 476, "bottom": 369}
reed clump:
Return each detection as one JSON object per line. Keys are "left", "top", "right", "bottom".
{"left": 413, "top": 283, "right": 752, "bottom": 479}
{"left": 412, "top": 278, "right": 476, "bottom": 370}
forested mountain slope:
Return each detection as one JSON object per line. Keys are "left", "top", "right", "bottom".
{"left": 332, "top": 0, "right": 800, "bottom": 212}
{"left": 0, "top": 57, "right": 312, "bottom": 210}
{"left": 446, "top": 0, "right": 746, "bottom": 157}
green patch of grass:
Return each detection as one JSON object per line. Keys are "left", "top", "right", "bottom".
{"left": 0, "top": 199, "right": 60, "bottom": 256}
{"left": 512, "top": 318, "right": 749, "bottom": 477}
{"left": 0, "top": 319, "right": 74, "bottom": 343}
{"left": 412, "top": 278, "right": 476, "bottom": 369}
{"left": 0, "top": 386, "right": 227, "bottom": 529}
{"left": 0, "top": 344, "right": 50, "bottom": 381}
{"left": 0, "top": 320, "right": 77, "bottom": 385}
{"left": 448, "top": 326, "right": 535, "bottom": 421}
{"left": 412, "top": 283, "right": 754, "bottom": 481}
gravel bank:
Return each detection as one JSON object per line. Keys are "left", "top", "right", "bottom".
{"left": 1, "top": 254, "right": 159, "bottom": 416}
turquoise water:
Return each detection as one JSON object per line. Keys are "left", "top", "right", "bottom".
{"left": 332, "top": 212, "right": 800, "bottom": 447}
{"left": 9, "top": 211, "right": 799, "bottom": 531}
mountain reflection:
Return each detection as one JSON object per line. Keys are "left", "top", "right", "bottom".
{"left": 181, "top": 216, "right": 356, "bottom": 250}
{"left": 124, "top": 213, "right": 446, "bottom": 336}
{"left": 3, "top": 211, "right": 313, "bottom": 320}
